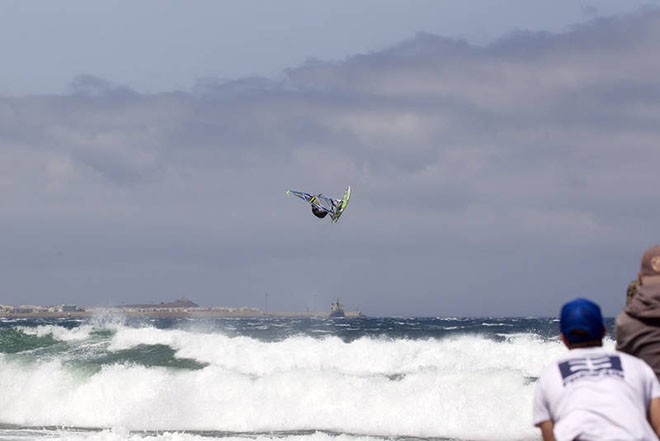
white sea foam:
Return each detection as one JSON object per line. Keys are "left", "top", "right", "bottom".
{"left": 0, "top": 325, "right": 612, "bottom": 441}
{"left": 1, "top": 428, "right": 380, "bottom": 441}
{"left": 17, "top": 324, "right": 94, "bottom": 342}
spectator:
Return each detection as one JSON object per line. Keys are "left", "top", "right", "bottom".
{"left": 534, "top": 298, "right": 660, "bottom": 441}
{"left": 617, "top": 245, "right": 660, "bottom": 380}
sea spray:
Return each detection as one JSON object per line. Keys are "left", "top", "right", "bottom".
{"left": 0, "top": 317, "right": 615, "bottom": 441}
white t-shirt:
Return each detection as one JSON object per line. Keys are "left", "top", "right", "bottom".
{"left": 533, "top": 347, "right": 660, "bottom": 441}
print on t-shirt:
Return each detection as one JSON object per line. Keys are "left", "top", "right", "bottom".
{"left": 558, "top": 355, "right": 624, "bottom": 386}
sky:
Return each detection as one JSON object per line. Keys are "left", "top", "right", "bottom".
{"left": 1, "top": 1, "right": 660, "bottom": 317}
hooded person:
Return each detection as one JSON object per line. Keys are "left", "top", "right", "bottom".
{"left": 534, "top": 298, "right": 660, "bottom": 441}
{"left": 617, "top": 245, "right": 660, "bottom": 380}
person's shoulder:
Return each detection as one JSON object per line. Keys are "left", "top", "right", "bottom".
{"left": 615, "top": 312, "right": 641, "bottom": 348}
{"left": 537, "top": 352, "right": 572, "bottom": 382}
{"left": 616, "top": 309, "right": 637, "bottom": 327}
{"left": 615, "top": 308, "right": 629, "bottom": 322}
{"left": 615, "top": 350, "right": 656, "bottom": 373}
{"left": 616, "top": 350, "right": 642, "bottom": 362}
{"left": 535, "top": 363, "right": 559, "bottom": 393}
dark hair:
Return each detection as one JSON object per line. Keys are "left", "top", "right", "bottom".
{"left": 566, "top": 328, "right": 603, "bottom": 348}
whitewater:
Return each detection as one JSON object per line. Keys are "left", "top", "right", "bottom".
{"left": 0, "top": 315, "right": 615, "bottom": 441}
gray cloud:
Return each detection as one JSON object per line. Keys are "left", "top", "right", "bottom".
{"left": 1, "top": 10, "right": 660, "bottom": 316}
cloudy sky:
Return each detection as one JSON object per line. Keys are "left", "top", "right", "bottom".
{"left": 1, "top": 1, "right": 659, "bottom": 317}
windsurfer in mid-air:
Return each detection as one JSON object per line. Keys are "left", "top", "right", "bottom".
{"left": 309, "top": 194, "right": 340, "bottom": 219}
{"left": 287, "top": 187, "right": 351, "bottom": 223}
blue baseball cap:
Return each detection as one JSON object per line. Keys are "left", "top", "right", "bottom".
{"left": 560, "top": 298, "right": 605, "bottom": 343}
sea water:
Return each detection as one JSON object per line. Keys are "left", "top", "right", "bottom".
{"left": 0, "top": 315, "right": 616, "bottom": 441}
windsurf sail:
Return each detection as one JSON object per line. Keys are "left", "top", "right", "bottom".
{"left": 286, "top": 188, "right": 349, "bottom": 222}
{"left": 331, "top": 186, "right": 351, "bottom": 223}
{"left": 286, "top": 190, "right": 334, "bottom": 212}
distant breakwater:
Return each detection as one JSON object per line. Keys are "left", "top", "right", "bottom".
{"left": 0, "top": 309, "right": 365, "bottom": 319}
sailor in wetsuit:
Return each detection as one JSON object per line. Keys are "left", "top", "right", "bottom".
{"left": 311, "top": 205, "right": 329, "bottom": 219}
{"left": 310, "top": 195, "right": 340, "bottom": 219}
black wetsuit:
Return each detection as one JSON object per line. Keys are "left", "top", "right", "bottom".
{"left": 311, "top": 206, "right": 328, "bottom": 218}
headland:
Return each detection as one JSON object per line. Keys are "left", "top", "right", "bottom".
{"left": 0, "top": 298, "right": 365, "bottom": 319}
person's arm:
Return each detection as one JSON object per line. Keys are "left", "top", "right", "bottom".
{"left": 648, "top": 397, "right": 660, "bottom": 436}
{"left": 537, "top": 420, "right": 555, "bottom": 441}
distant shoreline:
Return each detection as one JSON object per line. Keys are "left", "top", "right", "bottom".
{"left": 0, "top": 309, "right": 365, "bottom": 319}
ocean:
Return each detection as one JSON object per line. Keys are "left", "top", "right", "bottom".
{"left": 0, "top": 314, "right": 616, "bottom": 441}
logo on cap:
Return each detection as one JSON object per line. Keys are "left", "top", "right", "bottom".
{"left": 652, "top": 256, "right": 660, "bottom": 273}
